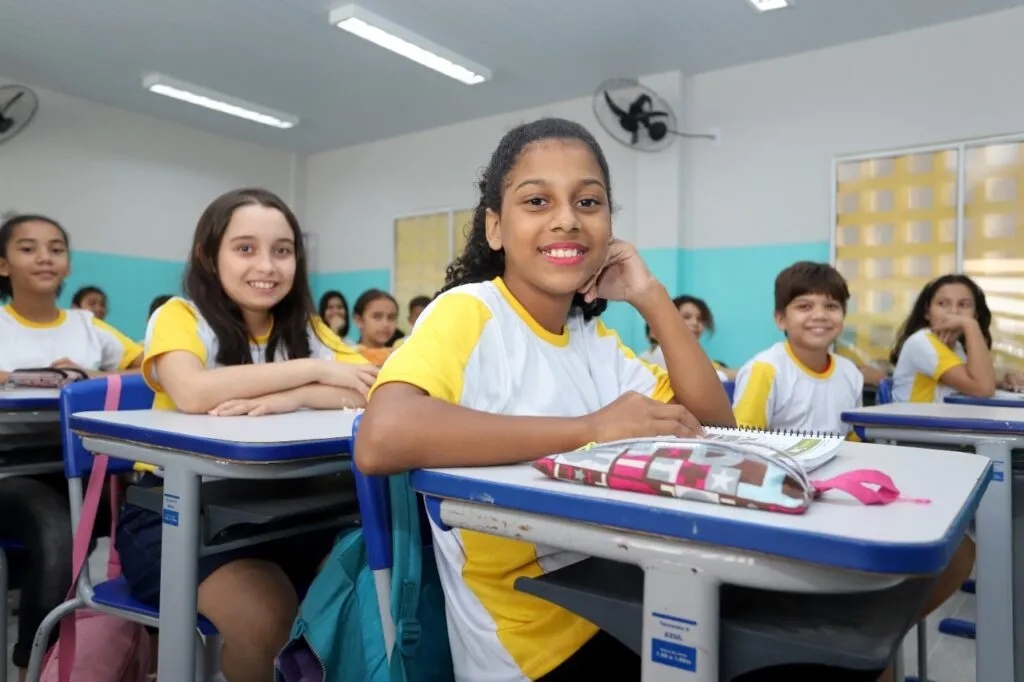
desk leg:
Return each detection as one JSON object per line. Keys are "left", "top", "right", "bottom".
{"left": 642, "top": 566, "right": 719, "bottom": 682}
{"left": 157, "top": 467, "right": 202, "bottom": 682}
{"left": 974, "top": 440, "right": 1015, "bottom": 682}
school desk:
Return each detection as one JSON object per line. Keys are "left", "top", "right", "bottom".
{"left": 0, "top": 388, "right": 62, "bottom": 475}
{"left": 843, "top": 402, "right": 1024, "bottom": 682}
{"left": 411, "top": 441, "right": 989, "bottom": 682}
{"left": 68, "top": 408, "right": 359, "bottom": 682}
{"left": 946, "top": 389, "right": 1024, "bottom": 408}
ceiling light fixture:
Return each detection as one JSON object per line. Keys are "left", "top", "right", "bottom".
{"left": 329, "top": 4, "right": 490, "bottom": 85}
{"left": 749, "top": 0, "right": 789, "bottom": 11}
{"left": 141, "top": 74, "right": 298, "bottom": 129}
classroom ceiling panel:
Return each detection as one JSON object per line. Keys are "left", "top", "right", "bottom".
{"left": 1, "top": 0, "right": 1022, "bottom": 153}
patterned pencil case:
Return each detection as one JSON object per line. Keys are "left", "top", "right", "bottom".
{"left": 5, "top": 367, "right": 89, "bottom": 389}
{"left": 532, "top": 437, "right": 925, "bottom": 514}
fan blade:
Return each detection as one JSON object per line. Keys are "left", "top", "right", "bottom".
{"left": 603, "top": 91, "right": 628, "bottom": 118}
{"left": 1, "top": 91, "right": 24, "bottom": 115}
{"left": 631, "top": 129, "right": 639, "bottom": 146}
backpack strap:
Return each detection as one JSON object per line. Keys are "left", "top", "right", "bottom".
{"left": 57, "top": 374, "right": 123, "bottom": 682}
{"left": 387, "top": 471, "right": 423, "bottom": 682}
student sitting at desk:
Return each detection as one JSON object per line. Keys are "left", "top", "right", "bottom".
{"left": 889, "top": 274, "right": 999, "bottom": 403}
{"left": 356, "top": 118, "right": 734, "bottom": 681}
{"left": 0, "top": 213, "right": 143, "bottom": 680}
{"left": 733, "top": 261, "right": 864, "bottom": 438}
{"left": 735, "top": 263, "right": 974, "bottom": 682}
{"left": 640, "top": 294, "right": 733, "bottom": 380}
{"left": 114, "top": 188, "right": 377, "bottom": 682}
{"left": 353, "top": 288, "right": 399, "bottom": 366}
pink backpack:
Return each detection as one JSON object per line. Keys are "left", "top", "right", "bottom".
{"left": 41, "top": 375, "right": 151, "bottom": 682}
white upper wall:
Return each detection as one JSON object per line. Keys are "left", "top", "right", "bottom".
{"left": 305, "top": 95, "right": 647, "bottom": 272}
{"left": 0, "top": 79, "right": 296, "bottom": 261}
{"left": 683, "top": 6, "right": 1024, "bottom": 250}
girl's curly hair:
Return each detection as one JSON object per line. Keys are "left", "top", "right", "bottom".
{"left": 441, "top": 117, "right": 612, "bottom": 320}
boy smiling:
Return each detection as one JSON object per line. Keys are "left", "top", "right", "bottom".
{"left": 733, "top": 261, "right": 863, "bottom": 436}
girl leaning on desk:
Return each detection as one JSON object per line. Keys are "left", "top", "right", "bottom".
{"left": 114, "top": 188, "right": 376, "bottom": 682}
{"left": 0, "top": 213, "right": 143, "bottom": 681}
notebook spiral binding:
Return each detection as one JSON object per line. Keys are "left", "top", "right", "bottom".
{"left": 706, "top": 425, "right": 843, "bottom": 439}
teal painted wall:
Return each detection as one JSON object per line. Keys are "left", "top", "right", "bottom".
{"left": 63, "top": 241, "right": 830, "bottom": 360}
{"left": 58, "top": 251, "right": 185, "bottom": 341}
{"left": 679, "top": 241, "right": 831, "bottom": 368}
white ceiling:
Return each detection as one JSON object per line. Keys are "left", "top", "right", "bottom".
{"left": 2, "top": 0, "right": 1023, "bottom": 153}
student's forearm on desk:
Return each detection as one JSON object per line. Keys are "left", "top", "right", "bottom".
{"left": 290, "top": 384, "right": 365, "bottom": 410}
{"left": 158, "top": 353, "right": 321, "bottom": 414}
{"left": 355, "top": 385, "right": 592, "bottom": 475}
{"left": 637, "top": 284, "right": 735, "bottom": 426}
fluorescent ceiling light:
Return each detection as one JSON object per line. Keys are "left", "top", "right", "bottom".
{"left": 142, "top": 74, "right": 298, "bottom": 129}
{"left": 329, "top": 4, "right": 490, "bottom": 85}
{"left": 749, "top": 0, "right": 789, "bottom": 11}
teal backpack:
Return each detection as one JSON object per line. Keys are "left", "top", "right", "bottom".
{"left": 274, "top": 471, "right": 454, "bottom": 682}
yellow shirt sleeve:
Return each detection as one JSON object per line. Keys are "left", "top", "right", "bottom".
{"left": 142, "top": 299, "right": 207, "bottom": 393}
{"left": 733, "top": 360, "right": 776, "bottom": 429}
{"left": 593, "top": 320, "right": 674, "bottom": 404}
{"left": 370, "top": 293, "right": 491, "bottom": 404}
{"left": 92, "top": 318, "right": 143, "bottom": 370}
{"left": 309, "top": 317, "right": 370, "bottom": 365}
{"left": 924, "top": 332, "right": 965, "bottom": 379}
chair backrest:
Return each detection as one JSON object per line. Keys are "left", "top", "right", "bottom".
{"left": 877, "top": 377, "right": 894, "bottom": 405}
{"left": 350, "top": 415, "right": 433, "bottom": 574}
{"left": 60, "top": 375, "right": 155, "bottom": 479}
{"left": 722, "top": 380, "right": 736, "bottom": 403}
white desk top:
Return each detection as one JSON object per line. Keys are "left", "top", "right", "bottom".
{"left": 843, "top": 402, "right": 1024, "bottom": 433}
{"left": 412, "top": 441, "right": 989, "bottom": 574}
{"left": 0, "top": 388, "right": 61, "bottom": 404}
{"left": 70, "top": 408, "right": 362, "bottom": 461}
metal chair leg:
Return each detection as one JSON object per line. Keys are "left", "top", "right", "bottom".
{"left": 916, "top": 622, "right": 928, "bottom": 682}
{"left": 0, "top": 548, "right": 8, "bottom": 682}
{"left": 24, "top": 598, "right": 83, "bottom": 682}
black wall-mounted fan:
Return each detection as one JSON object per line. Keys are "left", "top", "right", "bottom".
{"left": 594, "top": 79, "right": 718, "bottom": 152}
{"left": 0, "top": 85, "right": 39, "bottom": 146}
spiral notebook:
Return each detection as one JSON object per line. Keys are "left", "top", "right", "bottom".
{"left": 702, "top": 426, "right": 845, "bottom": 473}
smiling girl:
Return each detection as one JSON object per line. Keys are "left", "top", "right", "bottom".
{"left": 115, "top": 188, "right": 376, "bottom": 682}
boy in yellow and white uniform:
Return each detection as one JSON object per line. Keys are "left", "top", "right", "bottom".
{"left": 733, "top": 262, "right": 862, "bottom": 436}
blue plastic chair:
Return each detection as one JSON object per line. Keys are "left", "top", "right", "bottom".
{"left": 25, "top": 376, "right": 219, "bottom": 681}
{"left": 723, "top": 380, "right": 736, "bottom": 403}
{"left": 351, "top": 414, "right": 399, "bottom": 655}
{"left": 877, "top": 377, "right": 894, "bottom": 405}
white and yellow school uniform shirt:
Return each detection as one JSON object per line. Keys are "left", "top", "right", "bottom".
{"left": 142, "top": 297, "right": 368, "bottom": 410}
{"left": 640, "top": 344, "right": 728, "bottom": 381}
{"left": 892, "top": 328, "right": 966, "bottom": 403}
{"left": 733, "top": 341, "right": 863, "bottom": 436}
{"left": 0, "top": 305, "right": 141, "bottom": 373}
{"left": 372, "top": 277, "right": 673, "bottom": 682}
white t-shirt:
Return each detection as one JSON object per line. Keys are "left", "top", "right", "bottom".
{"left": 892, "top": 328, "right": 966, "bottom": 403}
{"left": 143, "top": 297, "right": 368, "bottom": 410}
{"left": 373, "top": 277, "right": 673, "bottom": 682}
{"left": 641, "top": 344, "right": 728, "bottom": 381}
{"left": 0, "top": 305, "right": 141, "bottom": 373}
{"left": 733, "top": 340, "right": 863, "bottom": 436}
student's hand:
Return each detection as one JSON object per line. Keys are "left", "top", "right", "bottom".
{"left": 208, "top": 390, "right": 301, "bottom": 417}
{"left": 50, "top": 358, "right": 95, "bottom": 377}
{"left": 317, "top": 360, "right": 379, "bottom": 397}
{"left": 1004, "top": 371, "right": 1024, "bottom": 391}
{"left": 581, "top": 391, "right": 704, "bottom": 443}
{"left": 577, "top": 239, "right": 659, "bottom": 305}
{"left": 931, "top": 313, "right": 976, "bottom": 335}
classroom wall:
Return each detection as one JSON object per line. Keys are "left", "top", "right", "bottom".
{"left": 681, "top": 5, "right": 1024, "bottom": 366}
{"left": 307, "top": 6, "right": 1024, "bottom": 366}
{"left": 0, "top": 78, "right": 297, "bottom": 338}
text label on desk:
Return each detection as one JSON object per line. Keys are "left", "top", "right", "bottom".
{"left": 652, "top": 612, "right": 698, "bottom": 672}
{"left": 993, "top": 461, "right": 1004, "bottom": 482}
{"left": 163, "top": 493, "right": 180, "bottom": 527}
